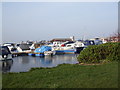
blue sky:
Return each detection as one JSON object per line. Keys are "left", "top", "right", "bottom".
{"left": 2, "top": 2, "right": 118, "bottom": 43}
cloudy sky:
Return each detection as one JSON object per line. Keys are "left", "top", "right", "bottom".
{"left": 2, "top": 2, "right": 118, "bottom": 43}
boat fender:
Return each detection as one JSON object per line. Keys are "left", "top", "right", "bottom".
{"left": 2, "top": 54, "right": 8, "bottom": 59}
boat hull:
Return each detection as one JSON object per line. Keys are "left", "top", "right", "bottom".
{"left": 55, "top": 49, "right": 76, "bottom": 54}
{"left": 75, "top": 47, "right": 84, "bottom": 53}
{"left": 0, "top": 54, "right": 12, "bottom": 61}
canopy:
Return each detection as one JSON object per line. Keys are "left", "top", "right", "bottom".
{"left": 34, "top": 46, "right": 51, "bottom": 53}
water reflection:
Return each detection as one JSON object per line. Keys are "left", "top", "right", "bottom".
{"left": 18, "top": 56, "right": 31, "bottom": 64}
{"left": 42, "top": 56, "right": 52, "bottom": 65}
{"left": 2, "top": 54, "right": 78, "bottom": 73}
{"left": 1, "top": 59, "right": 13, "bottom": 73}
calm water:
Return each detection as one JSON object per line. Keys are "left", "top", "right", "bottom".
{"left": 1, "top": 54, "right": 79, "bottom": 73}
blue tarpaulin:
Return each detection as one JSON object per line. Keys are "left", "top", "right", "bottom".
{"left": 34, "top": 46, "right": 51, "bottom": 53}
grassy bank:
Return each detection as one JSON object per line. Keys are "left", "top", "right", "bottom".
{"left": 3, "top": 61, "right": 118, "bottom": 88}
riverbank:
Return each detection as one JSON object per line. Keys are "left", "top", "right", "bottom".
{"left": 2, "top": 61, "right": 118, "bottom": 88}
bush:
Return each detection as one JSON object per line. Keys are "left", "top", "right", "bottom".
{"left": 77, "top": 42, "right": 120, "bottom": 63}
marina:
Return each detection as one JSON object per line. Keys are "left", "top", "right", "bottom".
{"left": 0, "top": 36, "right": 105, "bottom": 73}
{"left": 0, "top": 37, "right": 104, "bottom": 58}
{"left": 1, "top": 2, "right": 119, "bottom": 88}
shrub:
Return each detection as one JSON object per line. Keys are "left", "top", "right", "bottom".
{"left": 77, "top": 42, "right": 120, "bottom": 63}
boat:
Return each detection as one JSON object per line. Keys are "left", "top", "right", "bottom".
{"left": 51, "top": 41, "right": 84, "bottom": 54}
{"left": 16, "top": 43, "right": 31, "bottom": 53}
{"left": 29, "top": 42, "right": 42, "bottom": 50}
{"left": 29, "top": 46, "right": 52, "bottom": 57}
{"left": 0, "top": 46, "right": 13, "bottom": 60}
{"left": 3, "top": 43, "right": 17, "bottom": 53}
{"left": 44, "top": 51, "right": 56, "bottom": 56}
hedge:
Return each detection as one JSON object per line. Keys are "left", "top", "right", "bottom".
{"left": 77, "top": 42, "right": 120, "bottom": 63}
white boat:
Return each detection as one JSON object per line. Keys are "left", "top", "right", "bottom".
{"left": 3, "top": 43, "right": 17, "bottom": 53}
{"left": 0, "top": 46, "right": 12, "bottom": 60}
{"left": 44, "top": 51, "right": 56, "bottom": 56}
{"left": 17, "top": 43, "right": 31, "bottom": 53}
{"left": 51, "top": 41, "right": 84, "bottom": 54}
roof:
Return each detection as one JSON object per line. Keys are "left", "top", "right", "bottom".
{"left": 51, "top": 38, "right": 72, "bottom": 42}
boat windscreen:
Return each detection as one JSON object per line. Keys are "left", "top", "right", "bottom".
{"left": 0, "top": 46, "right": 11, "bottom": 55}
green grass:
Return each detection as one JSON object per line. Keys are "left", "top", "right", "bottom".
{"left": 2, "top": 62, "right": 118, "bottom": 88}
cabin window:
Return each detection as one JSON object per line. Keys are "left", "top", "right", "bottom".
{"left": 67, "top": 45, "right": 72, "bottom": 47}
{"left": 0, "top": 47, "right": 11, "bottom": 55}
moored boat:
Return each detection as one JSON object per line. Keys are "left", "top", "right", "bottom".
{"left": 51, "top": 41, "right": 84, "bottom": 54}
{"left": 0, "top": 46, "right": 12, "bottom": 60}
{"left": 29, "top": 46, "right": 52, "bottom": 57}
{"left": 44, "top": 51, "right": 56, "bottom": 56}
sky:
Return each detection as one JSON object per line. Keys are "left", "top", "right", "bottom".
{"left": 2, "top": 2, "right": 118, "bottom": 43}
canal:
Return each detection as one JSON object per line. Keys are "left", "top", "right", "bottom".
{"left": 1, "top": 54, "right": 79, "bottom": 73}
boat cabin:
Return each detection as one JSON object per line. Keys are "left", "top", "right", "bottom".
{"left": 17, "top": 44, "right": 31, "bottom": 53}
{"left": 3, "top": 43, "right": 17, "bottom": 53}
